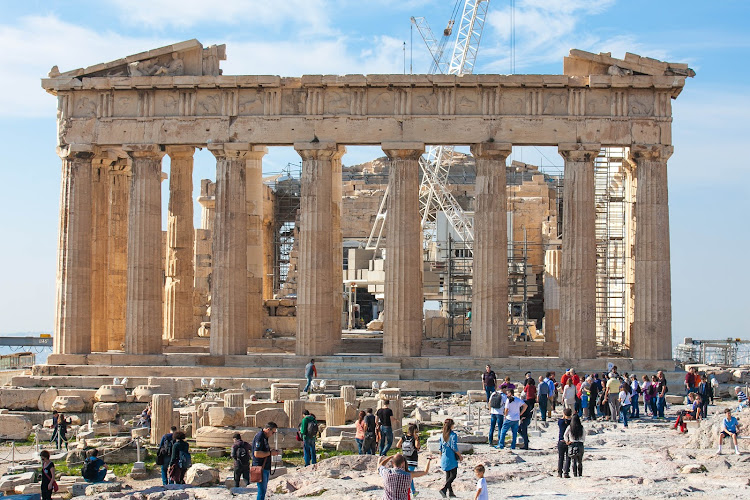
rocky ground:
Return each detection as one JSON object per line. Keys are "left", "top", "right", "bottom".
{"left": 2, "top": 399, "right": 750, "bottom": 499}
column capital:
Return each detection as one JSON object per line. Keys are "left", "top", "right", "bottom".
{"left": 294, "top": 142, "right": 345, "bottom": 161}
{"left": 165, "top": 145, "right": 196, "bottom": 158}
{"left": 92, "top": 148, "right": 121, "bottom": 168}
{"left": 123, "top": 144, "right": 165, "bottom": 160}
{"left": 558, "top": 143, "right": 601, "bottom": 162}
{"left": 57, "top": 144, "right": 94, "bottom": 160}
{"left": 381, "top": 142, "right": 425, "bottom": 160}
{"left": 208, "top": 142, "right": 266, "bottom": 160}
{"left": 470, "top": 142, "right": 512, "bottom": 160}
{"left": 628, "top": 144, "right": 674, "bottom": 163}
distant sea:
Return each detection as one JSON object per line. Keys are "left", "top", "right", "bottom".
{"left": 0, "top": 332, "right": 51, "bottom": 366}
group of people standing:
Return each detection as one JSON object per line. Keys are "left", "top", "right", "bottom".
{"left": 354, "top": 400, "right": 395, "bottom": 456}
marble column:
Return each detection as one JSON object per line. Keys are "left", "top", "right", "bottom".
{"left": 209, "top": 144, "right": 249, "bottom": 355}
{"left": 382, "top": 143, "right": 424, "bottom": 358}
{"left": 53, "top": 146, "right": 94, "bottom": 355}
{"left": 164, "top": 146, "right": 195, "bottom": 341}
{"left": 91, "top": 152, "right": 117, "bottom": 352}
{"left": 245, "top": 147, "right": 268, "bottom": 342}
{"left": 558, "top": 143, "right": 600, "bottom": 360}
{"left": 331, "top": 147, "right": 345, "bottom": 349}
{"left": 470, "top": 142, "right": 512, "bottom": 358}
{"left": 629, "top": 145, "right": 674, "bottom": 360}
{"left": 124, "top": 145, "right": 165, "bottom": 355}
{"left": 294, "top": 142, "right": 340, "bottom": 356}
{"left": 107, "top": 161, "right": 130, "bottom": 350}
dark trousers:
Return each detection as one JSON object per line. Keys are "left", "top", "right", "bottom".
{"left": 441, "top": 467, "right": 458, "bottom": 494}
{"left": 565, "top": 442, "right": 584, "bottom": 476}
{"left": 234, "top": 465, "right": 250, "bottom": 488}
{"left": 519, "top": 417, "right": 530, "bottom": 449}
{"left": 557, "top": 440, "right": 568, "bottom": 474}
{"left": 41, "top": 481, "right": 52, "bottom": 500}
{"left": 538, "top": 394, "right": 548, "bottom": 421}
{"left": 363, "top": 436, "right": 377, "bottom": 455}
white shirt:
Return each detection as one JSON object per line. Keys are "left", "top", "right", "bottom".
{"left": 563, "top": 426, "right": 585, "bottom": 443}
{"left": 490, "top": 392, "right": 507, "bottom": 415}
{"left": 619, "top": 390, "right": 632, "bottom": 406}
{"left": 505, "top": 398, "right": 525, "bottom": 421}
{"left": 562, "top": 384, "right": 577, "bottom": 403}
{"left": 476, "top": 477, "right": 489, "bottom": 500}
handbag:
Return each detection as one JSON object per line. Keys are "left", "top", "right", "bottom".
{"left": 43, "top": 466, "right": 58, "bottom": 492}
{"left": 250, "top": 456, "right": 269, "bottom": 483}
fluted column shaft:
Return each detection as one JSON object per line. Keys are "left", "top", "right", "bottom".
{"left": 107, "top": 163, "right": 130, "bottom": 350}
{"left": 382, "top": 143, "right": 424, "bottom": 358}
{"left": 470, "top": 143, "right": 512, "bottom": 358}
{"left": 629, "top": 145, "right": 673, "bottom": 360}
{"left": 246, "top": 147, "right": 268, "bottom": 342}
{"left": 331, "top": 148, "right": 345, "bottom": 349}
{"left": 91, "top": 153, "right": 116, "bottom": 352}
{"left": 295, "top": 142, "right": 341, "bottom": 356}
{"left": 209, "top": 144, "right": 249, "bottom": 355}
{"left": 124, "top": 145, "right": 165, "bottom": 355}
{"left": 54, "top": 147, "right": 94, "bottom": 355}
{"left": 558, "top": 143, "right": 600, "bottom": 360}
{"left": 164, "top": 146, "right": 196, "bottom": 341}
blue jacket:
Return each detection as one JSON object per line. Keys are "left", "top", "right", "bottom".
{"left": 439, "top": 431, "right": 459, "bottom": 471}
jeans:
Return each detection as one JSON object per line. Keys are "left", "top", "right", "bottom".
{"left": 304, "top": 376, "right": 313, "bottom": 393}
{"left": 566, "top": 442, "right": 584, "bottom": 476}
{"left": 498, "top": 419, "right": 519, "bottom": 449}
{"left": 557, "top": 440, "right": 568, "bottom": 474}
{"left": 581, "top": 394, "right": 589, "bottom": 418}
{"left": 233, "top": 465, "right": 249, "bottom": 488}
{"left": 256, "top": 469, "right": 270, "bottom": 500}
{"left": 538, "top": 394, "right": 548, "bottom": 421}
{"left": 650, "top": 398, "right": 658, "bottom": 416}
{"left": 519, "top": 417, "right": 530, "bottom": 449}
{"left": 620, "top": 404, "right": 630, "bottom": 427}
{"left": 161, "top": 464, "right": 170, "bottom": 485}
{"left": 355, "top": 438, "right": 364, "bottom": 454}
{"left": 85, "top": 469, "right": 107, "bottom": 483}
{"left": 408, "top": 464, "right": 417, "bottom": 494}
{"left": 656, "top": 396, "right": 666, "bottom": 418}
{"left": 379, "top": 426, "right": 393, "bottom": 455}
{"left": 484, "top": 386, "right": 493, "bottom": 401}
{"left": 686, "top": 385, "right": 696, "bottom": 397}
{"left": 363, "top": 435, "right": 377, "bottom": 455}
{"left": 631, "top": 394, "right": 639, "bottom": 417}
{"left": 303, "top": 438, "right": 317, "bottom": 466}
{"left": 489, "top": 413, "right": 504, "bottom": 445}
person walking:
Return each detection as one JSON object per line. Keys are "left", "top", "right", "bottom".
{"left": 497, "top": 388, "right": 527, "bottom": 450}
{"left": 656, "top": 371, "right": 668, "bottom": 418}
{"left": 355, "top": 410, "right": 366, "bottom": 454}
{"left": 252, "top": 422, "right": 281, "bottom": 500}
{"left": 157, "top": 426, "right": 176, "bottom": 485}
{"left": 439, "top": 418, "right": 461, "bottom": 498}
{"left": 697, "top": 374, "right": 712, "bottom": 418}
{"left": 378, "top": 453, "right": 431, "bottom": 500}
{"left": 377, "top": 400, "right": 395, "bottom": 456}
{"left": 300, "top": 410, "right": 318, "bottom": 466}
{"left": 169, "top": 431, "right": 190, "bottom": 485}
{"left": 40, "top": 450, "right": 56, "bottom": 500}
{"left": 50, "top": 411, "right": 70, "bottom": 450}
{"left": 481, "top": 365, "right": 497, "bottom": 402}
{"left": 474, "top": 464, "right": 489, "bottom": 500}
{"left": 488, "top": 384, "right": 506, "bottom": 446}
{"left": 564, "top": 414, "right": 585, "bottom": 477}
{"left": 396, "top": 423, "right": 421, "bottom": 497}
{"left": 605, "top": 373, "right": 621, "bottom": 422}
{"left": 618, "top": 381, "right": 632, "bottom": 428}
{"left": 231, "top": 432, "right": 251, "bottom": 487}
{"left": 363, "top": 408, "right": 378, "bottom": 455}
{"left": 556, "top": 408, "right": 573, "bottom": 477}
{"left": 303, "top": 359, "right": 317, "bottom": 393}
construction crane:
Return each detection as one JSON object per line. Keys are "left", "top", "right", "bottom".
{"left": 366, "top": 0, "right": 490, "bottom": 251}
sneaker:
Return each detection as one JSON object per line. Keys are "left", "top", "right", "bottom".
{"left": 564, "top": 473, "right": 570, "bottom": 478}
{"left": 495, "top": 445, "right": 504, "bottom": 449}
{"left": 717, "top": 448, "right": 722, "bottom": 455}
{"left": 439, "top": 489, "right": 447, "bottom": 498}
{"left": 736, "top": 450, "right": 741, "bottom": 455}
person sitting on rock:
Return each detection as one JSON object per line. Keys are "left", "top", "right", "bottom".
{"left": 718, "top": 408, "right": 741, "bottom": 455}
{"left": 82, "top": 449, "right": 107, "bottom": 482}
{"left": 735, "top": 386, "right": 748, "bottom": 412}
{"left": 378, "top": 453, "right": 431, "bottom": 500}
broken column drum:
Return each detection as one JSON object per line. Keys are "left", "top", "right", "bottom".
{"left": 150, "top": 394, "right": 174, "bottom": 445}
{"left": 325, "top": 397, "right": 346, "bottom": 427}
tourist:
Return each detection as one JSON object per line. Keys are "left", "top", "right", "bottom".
{"left": 355, "top": 410, "right": 366, "bottom": 454}
{"left": 169, "top": 430, "right": 190, "bottom": 484}
{"left": 496, "top": 388, "right": 527, "bottom": 450}
{"left": 735, "top": 386, "right": 748, "bottom": 412}
{"left": 564, "top": 414, "right": 585, "bottom": 477}
{"left": 580, "top": 376, "right": 592, "bottom": 420}
{"left": 252, "top": 422, "right": 280, "bottom": 500}
{"left": 378, "top": 453, "right": 431, "bottom": 500}
{"left": 500, "top": 376, "right": 515, "bottom": 392}
{"left": 684, "top": 367, "right": 697, "bottom": 396}
{"left": 82, "top": 449, "right": 107, "bottom": 483}
{"left": 50, "top": 411, "right": 70, "bottom": 450}
{"left": 618, "top": 381, "right": 632, "bottom": 428}
{"left": 439, "top": 419, "right": 461, "bottom": 498}
{"left": 231, "top": 432, "right": 251, "bottom": 487}
{"left": 474, "top": 464, "right": 489, "bottom": 500}
{"left": 589, "top": 374, "right": 601, "bottom": 420}
{"left": 557, "top": 408, "right": 573, "bottom": 477}
{"left": 630, "top": 375, "right": 641, "bottom": 418}
{"left": 717, "top": 408, "right": 740, "bottom": 455}
{"left": 363, "top": 408, "right": 378, "bottom": 455}
{"left": 697, "top": 374, "right": 712, "bottom": 417}
{"left": 300, "top": 410, "right": 318, "bottom": 465}
{"left": 605, "top": 373, "right": 621, "bottom": 422}
{"left": 547, "top": 372, "right": 557, "bottom": 418}
{"left": 303, "top": 359, "right": 317, "bottom": 393}
{"left": 710, "top": 374, "right": 719, "bottom": 404}
{"left": 377, "top": 400, "right": 395, "bottom": 456}
{"left": 157, "top": 426, "right": 176, "bottom": 485}
{"left": 481, "top": 365, "right": 497, "bottom": 402}
{"left": 519, "top": 378, "right": 536, "bottom": 450}
{"left": 656, "top": 371, "right": 668, "bottom": 418}
{"left": 560, "top": 369, "right": 571, "bottom": 388}
{"left": 488, "top": 383, "right": 506, "bottom": 446}
{"left": 674, "top": 393, "right": 701, "bottom": 433}
{"left": 396, "top": 423, "right": 421, "bottom": 497}
{"left": 641, "top": 375, "right": 653, "bottom": 417}
{"left": 40, "top": 450, "right": 55, "bottom": 500}
{"left": 650, "top": 375, "right": 660, "bottom": 417}
{"left": 609, "top": 365, "right": 619, "bottom": 379}
{"left": 537, "top": 375, "right": 550, "bottom": 422}
{"left": 139, "top": 403, "right": 152, "bottom": 428}
{"left": 562, "top": 378, "right": 576, "bottom": 412}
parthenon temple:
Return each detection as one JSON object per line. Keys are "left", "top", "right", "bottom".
{"left": 44, "top": 40, "right": 693, "bottom": 379}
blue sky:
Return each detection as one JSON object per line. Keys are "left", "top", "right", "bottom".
{"left": 0, "top": 0, "right": 747, "bottom": 347}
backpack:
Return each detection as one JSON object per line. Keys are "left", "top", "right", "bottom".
{"left": 236, "top": 443, "right": 250, "bottom": 466}
{"left": 364, "top": 415, "right": 376, "bottom": 440}
{"left": 489, "top": 391, "right": 503, "bottom": 409}
{"left": 178, "top": 450, "right": 192, "bottom": 469}
{"left": 81, "top": 458, "right": 98, "bottom": 481}
{"left": 306, "top": 418, "right": 319, "bottom": 439}
{"left": 401, "top": 436, "right": 416, "bottom": 457}
{"left": 156, "top": 436, "right": 173, "bottom": 465}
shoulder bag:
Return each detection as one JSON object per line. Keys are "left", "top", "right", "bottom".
{"left": 250, "top": 456, "right": 269, "bottom": 483}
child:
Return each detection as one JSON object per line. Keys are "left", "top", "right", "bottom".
{"left": 718, "top": 408, "right": 740, "bottom": 455}
{"left": 474, "top": 464, "right": 489, "bottom": 500}
{"left": 557, "top": 408, "right": 573, "bottom": 477}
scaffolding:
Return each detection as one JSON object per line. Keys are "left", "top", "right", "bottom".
{"left": 266, "top": 163, "right": 301, "bottom": 296}
{"left": 675, "top": 338, "right": 750, "bottom": 366}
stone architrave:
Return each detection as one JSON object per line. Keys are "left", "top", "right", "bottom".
{"left": 340, "top": 385, "right": 356, "bottom": 406}
{"left": 124, "top": 145, "right": 165, "bottom": 355}
{"left": 209, "top": 143, "right": 250, "bottom": 355}
{"left": 107, "top": 161, "right": 130, "bottom": 350}
{"left": 470, "top": 143, "right": 512, "bottom": 358}
{"left": 223, "top": 392, "right": 244, "bottom": 408}
{"left": 325, "top": 397, "right": 346, "bottom": 426}
{"left": 53, "top": 146, "right": 94, "bottom": 355}
{"left": 382, "top": 143, "right": 425, "bottom": 357}
{"left": 150, "top": 394, "right": 173, "bottom": 445}
{"left": 294, "top": 142, "right": 341, "bottom": 356}
{"left": 558, "top": 143, "right": 601, "bottom": 360}
{"left": 629, "top": 145, "right": 674, "bottom": 360}
{"left": 164, "top": 146, "right": 196, "bottom": 341}
{"left": 284, "top": 400, "right": 306, "bottom": 429}
{"left": 245, "top": 146, "right": 267, "bottom": 342}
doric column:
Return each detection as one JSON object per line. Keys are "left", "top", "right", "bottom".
{"left": 294, "top": 142, "right": 341, "bottom": 356}
{"left": 470, "top": 142, "right": 512, "bottom": 358}
{"left": 331, "top": 147, "right": 345, "bottom": 348}
{"left": 629, "top": 145, "right": 674, "bottom": 360}
{"left": 53, "top": 146, "right": 94, "bottom": 355}
{"left": 164, "top": 146, "right": 196, "bottom": 341}
{"left": 382, "top": 143, "right": 424, "bottom": 358}
{"left": 558, "top": 143, "right": 600, "bottom": 360}
{"left": 124, "top": 145, "right": 165, "bottom": 355}
{"left": 91, "top": 152, "right": 117, "bottom": 352}
{"left": 245, "top": 146, "right": 268, "bottom": 342}
{"left": 107, "top": 161, "right": 130, "bottom": 350}
{"left": 209, "top": 144, "right": 249, "bottom": 355}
